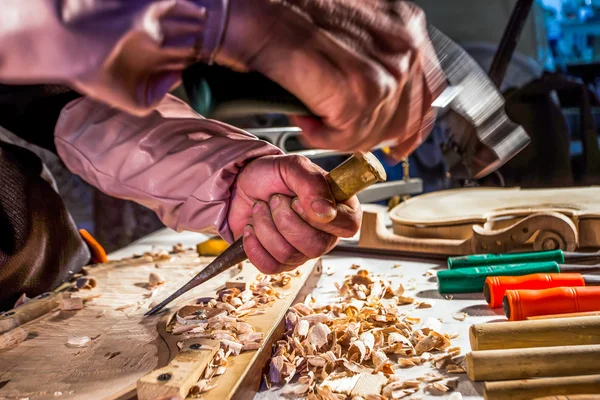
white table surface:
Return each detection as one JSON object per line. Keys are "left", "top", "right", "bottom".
{"left": 109, "top": 228, "right": 503, "bottom": 399}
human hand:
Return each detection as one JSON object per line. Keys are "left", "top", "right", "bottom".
{"left": 216, "top": 0, "right": 445, "bottom": 159}
{"left": 227, "top": 155, "right": 361, "bottom": 274}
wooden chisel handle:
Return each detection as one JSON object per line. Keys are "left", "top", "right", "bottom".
{"left": 533, "top": 396, "right": 600, "bottom": 400}
{"left": 469, "top": 316, "right": 600, "bottom": 351}
{"left": 467, "top": 344, "right": 600, "bottom": 382}
{"left": 484, "top": 375, "right": 600, "bottom": 400}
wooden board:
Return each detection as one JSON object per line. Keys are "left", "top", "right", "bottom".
{"left": 390, "top": 187, "right": 600, "bottom": 226}
{"left": 0, "top": 249, "right": 320, "bottom": 400}
{"left": 359, "top": 187, "right": 600, "bottom": 256}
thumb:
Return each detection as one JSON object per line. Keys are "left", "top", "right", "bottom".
{"left": 277, "top": 155, "right": 337, "bottom": 223}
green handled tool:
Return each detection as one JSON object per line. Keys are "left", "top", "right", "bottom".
{"left": 447, "top": 250, "right": 600, "bottom": 269}
{"left": 437, "top": 262, "right": 600, "bottom": 294}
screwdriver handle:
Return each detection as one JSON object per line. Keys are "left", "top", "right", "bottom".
{"left": 504, "top": 286, "right": 600, "bottom": 321}
{"left": 437, "top": 262, "right": 561, "bottom": 294}
{"left": 447, "top": 249, "right": 564, "bottom": 269}
{"left": 484, "top": 273, "right": 586, "bottom": 308}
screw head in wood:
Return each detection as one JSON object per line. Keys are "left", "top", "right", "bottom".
{"left": 157, "top": 373, "right": 172, "bottom": 382}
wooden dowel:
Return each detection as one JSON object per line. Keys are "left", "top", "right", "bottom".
{"left": 527, "top": 311, "right": 600, "bottom": 320}
{"left": 467, "top": 344, "right": 600, "bottom": 381}
{"left": 533, "top": 396, "right": 600, "bottom": 400}
{"left": 470, "top": 316, "right": 600, "bottom": 350}
{"left": 484, "top": 375, "right": 600, "bottom": 400}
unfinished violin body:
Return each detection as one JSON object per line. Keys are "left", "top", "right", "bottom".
{"left": 359, "top": 187, "right": 600, "bottom": 255}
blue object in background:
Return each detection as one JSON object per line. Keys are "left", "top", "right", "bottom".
{"left": 373, "top": 123, "right": 454, "bottom": 196}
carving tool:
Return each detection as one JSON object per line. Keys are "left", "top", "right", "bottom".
{"left": 484, "top": 273, "right": 600, "bottom": 308}
{"left": 485, "top": 375, "right": 600, "bottom": 400}
{"left": 182, "top": 26, "right": 530, "bottom": 181}
{"left": 470, "top": 315, "right": 600, "bottom": 351}
{"left": 527, "top": 311, "right": 600, "bottom": 320}
{"left": 466, "top": 344, "right": 600, "bottom": 382}
{"left": 503, "top": 286, "right": 600, "bottom": 321}
{"left": 448, "top": 249, "right": 600, "bottom": 269}
{"left": 437, "top": 262, "right": 600, "bottom": 294}
{"left": 146, "top": 152, "right": 386, "bottom": 316}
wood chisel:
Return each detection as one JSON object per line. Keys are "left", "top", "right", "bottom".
{"left": 437, "top": 262, "right": 600, "bottom": 294}
{"left": 145, "top": 152, "right": 387, "bottom": 316}
{"left": 448, "top": 249, "right": 600, "bottom": 269}
{"left": 503, "top": 286, "right": 600, "bottom": 321}
{"left": 485, "top": 273, "right": 600, "bottom": 308}
{"left": 469, "top": 315, "right": 600, "bottom": 351}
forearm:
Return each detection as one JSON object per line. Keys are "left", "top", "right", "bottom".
{"left": 54, "top": 94, "right": 282, "bottom": 242}
{"left": 0, "top": 0, "right": 228, "bottom": 114}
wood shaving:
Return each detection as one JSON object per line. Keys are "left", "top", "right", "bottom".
{"left": 264, "top": 268, "right": 459, "bottom": 399}
{"left": 75, "top": 276, "right": 97, "bottom": 290}
{"left": 143, "top": 249, "right": 171, "bottom": 261}
{"left": 416, "top": 301, "right": 433, "bottom": 309}
{"left": 148, "top": 272, "right": 165, "bottom": 288}
{"left": 326, "top": 266, "right": 336, "bottom": 276}
{"left": 172, "top": 243, "right": 186, "bottom": 253}
{"left": 60, "top": 297, "right": 84, "bottom": 311}
{"left": 452, "top": 312, "right": 468, "bottom": 321}
{"left": 66, "top": 336, "right": 92, "bottom": 348}
{"left": 14, "top": 293, "right": 29, "bottom": 308}
{"left": 0, "top": 327, "right": 28, "bottom": 350}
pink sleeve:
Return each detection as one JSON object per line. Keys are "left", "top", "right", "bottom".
{"left": 54, "top": 94, "right": 283, "bottom": 242}
{"left": 0, "top": 0, "right": 227, "bottom": 115}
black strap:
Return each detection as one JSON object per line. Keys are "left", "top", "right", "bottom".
{"left": 0, "top": 84, "right": 82, "bottom": 153}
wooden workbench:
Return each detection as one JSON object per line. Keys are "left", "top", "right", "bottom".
{"left": 0, "top": 223, "right": 498, "bottom": 400}
{"left": 107, "top": 228, "right": 499, "bottom": 400}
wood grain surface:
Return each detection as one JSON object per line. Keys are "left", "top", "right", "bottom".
{"left": 0, "top": 249, "right": 319, "bottom": 400}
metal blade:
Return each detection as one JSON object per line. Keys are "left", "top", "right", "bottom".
{"left": 427, "top": 26, "right": 531, "bottom": 180}
{"left": 145, "top": 239, "right": 247, "bottom": 316}
{"left": 559, "top": 264, "right": 600, "bottom": 273}
{"left": 583, "top": 275, "right": 600, "bottom": 286}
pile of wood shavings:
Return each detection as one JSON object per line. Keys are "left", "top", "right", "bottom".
{"left": 169, "top": 268, "right": 302, "bottom": 395}
{"left": 266, "top": 268, "right": 465, "bottom": 399}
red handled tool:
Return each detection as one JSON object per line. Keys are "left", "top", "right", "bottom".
{"left": 485, "top": 273, "right": 600, "bottom": 308}
{"left": 503, "top": 286, "right": 600, "bottom": 321}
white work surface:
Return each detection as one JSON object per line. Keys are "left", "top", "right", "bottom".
{"left": 110, "top": 228, "right": 504, "bottom": 400}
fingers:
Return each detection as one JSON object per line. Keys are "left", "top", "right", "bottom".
{"left": 270, "top": 196, "right": 338, "bottom": 258}
{"left": 251, "top": 201, "right": 308, "bottom": 266}
{"left": 243, "top": 195, "right": 343, "bottom": 275}
{"left": 291, "top": 196, "right": 362, "bottom": 239}
{"left": 276, "top": 155, "right": 337, "bottom": 223}
{"left": 243, "top": 225, "right": 294, "bottom": 275}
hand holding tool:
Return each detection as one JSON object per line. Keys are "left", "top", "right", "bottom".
{"left": 503, "top": 286, "right": 600, "bottom": 321}
{"left": 182, "top": 26, "right": 530, "bottom": 181}
{"left": 437, "top": 262, "right": 600, "bottom": 294}
{"left": 448, "top": 249, "right": 600, "bottom": 269}
{"left": 485, "top": 273, "right": 600, "bottom": 308}
{"left": 470, "top": 316, "right": 600, "bottom": 351}
{"left": 146, "top": 152, "right": 387, "bottom": 316}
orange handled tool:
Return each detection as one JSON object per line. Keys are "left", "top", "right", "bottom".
{"left": 484, "top": 273, "right": 600, "bottom": 308}
{"left": 503, "top": 286, "right": 600, "bottom": 321}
